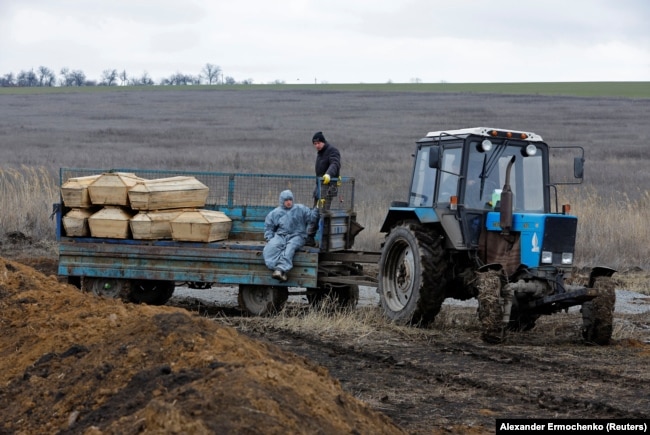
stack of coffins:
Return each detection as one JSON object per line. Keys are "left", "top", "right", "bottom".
{"left": 61, "top": 172, "right": 232, "bottom": 242}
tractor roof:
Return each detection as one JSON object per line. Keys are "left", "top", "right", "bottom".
{"left": 425, "top": 127, "right": 544, "bottom": 142}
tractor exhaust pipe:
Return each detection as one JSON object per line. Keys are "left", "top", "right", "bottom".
{"left": 500, "top": 156, "right": 516, "bottom": 235}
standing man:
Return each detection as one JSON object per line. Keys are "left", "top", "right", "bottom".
{"left": 307, "top": 131, "right": 341, "bottom": 246}
{"left": 263, "top": 190, "right": 319, "bottom": 282}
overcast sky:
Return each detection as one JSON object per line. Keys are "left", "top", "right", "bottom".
{"left": 1, "top": 0, "right": 648, "bottom": 84}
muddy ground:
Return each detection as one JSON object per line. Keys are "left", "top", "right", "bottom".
{"left": 1, "top": 254, "right": 649, "bottom": 434}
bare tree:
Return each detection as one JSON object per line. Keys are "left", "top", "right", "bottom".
{"left": 0, "top": 72, "right": 16, "bottom": 87}
{"left": 202, "top": 63, "right": 222, "bottom": 85}
{"left": 60, "top": 68, "right": 73, "bottom": 86}
{"left": 119, "top": 70, "right": 128, "bottom": 86}
{"left": 100, "top": 69, "right": 118, "bottom": 86}
{"left": 132, "top": 72, "right": 154, "bottom": 86}
{"left": 59, "top": 68, "right": 87, "bottom": 86}
{"left": 71, "top": 70, "right": 86, "bottom": 86}
{"left": 162, "top": 72, "right": 196, "bottom": 86}
{"left": 37, "top": 66, "right": 55, "bottom": 87}
{"left": 17, "top": 69, "right": 38, "bottom": 87}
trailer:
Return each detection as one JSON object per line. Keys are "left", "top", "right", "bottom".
{"left": 55, "top": 168, "right": 378, "bottom": 315}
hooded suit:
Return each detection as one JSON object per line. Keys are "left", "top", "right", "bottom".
{"left": 263, "top": 190, "right": 319, "bottom": 273}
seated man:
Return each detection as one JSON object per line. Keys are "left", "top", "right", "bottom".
{"left": 263, "top": 190, "right": 319, "bottom": 282}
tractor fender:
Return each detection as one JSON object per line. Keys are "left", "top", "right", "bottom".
{"left": 380, "top": 208, "right": 419, "bottom": 233}
{"left": 588, "top": 266, "right": 617, "bottom": 288}
{"left": 380, "top": 206, "right": 440, "bottom": 233}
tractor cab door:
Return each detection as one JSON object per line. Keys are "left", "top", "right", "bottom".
{"left": 408, "top": 145, "right": 436, "bottom": 207}
{"left": 436, "top": 147, "right": 462, "bottom": 204}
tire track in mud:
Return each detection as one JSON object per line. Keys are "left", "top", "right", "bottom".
{"left": 244, "top": 328, "right": 650, "bottom": 431}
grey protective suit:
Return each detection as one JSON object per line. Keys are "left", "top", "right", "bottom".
{"left": 263, "top": 190, "right": 319, "bottom": 273}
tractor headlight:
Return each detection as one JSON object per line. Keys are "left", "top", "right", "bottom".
{"left": 561, "top": 252, "right": 573, "bottom": 265}
{"left": 541, "top": 251, "right": 553, "bottom": 264}
{"left": 525, "top": 144, "right": 537, "bottom": 156}
{"left": 480, "top": 139, "right": 493, "bottom": 152}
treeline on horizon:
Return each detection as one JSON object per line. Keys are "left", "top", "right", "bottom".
{"left": 0, "top": 62, "right": 263, "bottom": 87}
{"left": 1, "top": 70, "right": 648, "bottom": 99}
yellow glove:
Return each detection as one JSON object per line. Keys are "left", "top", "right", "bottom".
{"left": 336, "top": 176, "right": 342, "bottom": 186}
{"left": 323, "top": 174, "right": 331, "bottom": 185}
{"left": 318, "top": 198, "right": 326, "bottom": 208}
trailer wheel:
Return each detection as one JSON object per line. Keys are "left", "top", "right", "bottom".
{"left": 238, "top": 285, "right": 288, "bottom": 316}
{"left": 378, "top": 222, "right": 446, "bottom": 326}
{"left": 129, "top": 280, "right": 175, "bottom": 305}
{"left": 83, "top": 277, "right": 130, "bottom": 299}
{"left": 477, "top": 270, "right": 505, "bottom": 343}
{"left": 581, "top": 276, "right": 615, "bottom": 345}
{"left": 307, "top": 285, "right": 359, "bottom": 309}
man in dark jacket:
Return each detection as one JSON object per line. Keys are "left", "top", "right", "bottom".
{"left": 307, "top": 131, "right": 341, "bottom": 246}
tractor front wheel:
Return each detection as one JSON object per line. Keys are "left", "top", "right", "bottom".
{"left": 581, "top": 276, "right": 616, "bottom": 345}
{"left": 477, "top": 270, "right": 505, "bottom": 343}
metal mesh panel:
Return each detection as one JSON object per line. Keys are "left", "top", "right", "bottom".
{"left": 59, "top": 168, "right": 355, "bottom": 210}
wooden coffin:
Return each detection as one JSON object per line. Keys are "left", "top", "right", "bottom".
{"left": 88, "top": 207, "right": 135, "bottom": 239}
{"left": 62, "top": 208, "right": 95, "bottom": 237}
{"left": 61, "top": 175, "right": 101, "bottom": 208}
{"left": 170, "top": 210, "right": 232, "bottom": 242}
{"left": 130, "top": 210, "right": 185, "bottom": 240}
{"left": 127, "top": 176, "right": 209, "bottom": 211}
{"left": 88, "top": 172, "right": 144, "bottom": 206}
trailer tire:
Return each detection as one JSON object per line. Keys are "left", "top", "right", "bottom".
{"left": 581, "top": 276, "right": 615, "bottom": 345}
{"left": 378, "top": 222, "right": 446, "bottom": 326}
{"left": 129, "top": 280, "right": 175, "bottom": 305}
{"left": 83, "top": 277, "right": 130, "bottom": 299}
{"left": 238, "top": 285, "right": 288, "bottom": 316}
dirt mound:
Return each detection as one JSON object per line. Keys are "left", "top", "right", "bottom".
{"left": 0, "top": 258, "right": 403, "bottom": 434}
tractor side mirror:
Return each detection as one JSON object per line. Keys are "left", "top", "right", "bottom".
{"left": 428, "top": 145, "right": 441, "bottom": 169}
{"left": 574, "top": 157, "right": 584, "bottom": 179}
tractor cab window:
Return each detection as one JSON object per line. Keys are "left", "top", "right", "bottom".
{"left": 465, "top": 141, "right": 545, "bottom": 212}
{"left": 437, "top": 147, "right": 461, "bottom": 202}
{"left": 409, "top": 146, "right": 435, "bottom": 207}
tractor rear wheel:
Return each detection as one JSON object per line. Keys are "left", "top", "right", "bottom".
{"left": 238, "top": 285, "right": 288, "bottom": 316}
{"left": 378, "top": 222, "right": 447, "bottom": 326}
{"left": 581, "top": 276, "right": 616, "bottom": 345}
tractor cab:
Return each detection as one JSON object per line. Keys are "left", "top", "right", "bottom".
{"left": 411, "top": 127, "right": 549, "bottom": 212}
{"left": 381, "top": 127, "right": 586, "bottom": 274}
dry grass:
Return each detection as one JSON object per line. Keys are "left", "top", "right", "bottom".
{"left": 0, "top": 166, "right": 58, "bottom": 240}
{"left": 227, "top": 298, "right": 648, "bottom": 345}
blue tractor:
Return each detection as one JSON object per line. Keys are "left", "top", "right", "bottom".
{"left": 378, "top": 127, "right": 616, "bottom": 344}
